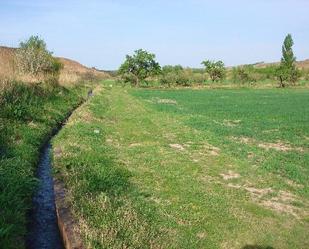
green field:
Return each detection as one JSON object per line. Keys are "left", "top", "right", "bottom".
{"left": 53, "top": 83, "right": 309, "bottom": 249}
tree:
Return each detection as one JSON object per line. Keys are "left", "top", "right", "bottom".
{"left": 276, "top": 34, "right": 300, "bottom": 87}
{"left": 201, "top": 60, "right": 226, "bottom": 82}
{"left": 16, "top": 35, "right": 62, "bottom": 77}
{"left": 118, "top": 49, "right": 161, "bottom": 86}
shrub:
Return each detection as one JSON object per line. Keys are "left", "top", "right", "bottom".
{"left": 232, "top": 65, "right": 256, "bottom": 84}
{"left": 160, "top": 72, "right": 175, "bottom": 87}
{"left": 161, "top": 65, "right": 183, "bottom": 74}
{"left": 0, "top": 81, "right": 52, "bottom": 121}
{"left": 159, "top": 66, "right": 207, "bottom": 87}
{"left": 191, "top": 72, "right": 207, "bottom": 84}
{"left": 253, "top": 66, "right": 277, "bottom": 81}
{"left": 15, "top": 36, "right": 62, "bottom": 79}
{"left": 175, "top": 70, "right": 191, "bottom": 86}
{"left": 159, "top": 67, "right": 194, "bottom": 87}
{"left": 303, "top": 70, "right": 309, "bottom": 81}
{"left": 201, "top": 60, "right": 226, "bottom": 82}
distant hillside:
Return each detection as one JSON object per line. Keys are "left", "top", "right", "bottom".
{"left": 242, "top": 59, "right": 309, "bottom": 70}
{"left": 0, "top": 46, "right": 110, "bottom": 84}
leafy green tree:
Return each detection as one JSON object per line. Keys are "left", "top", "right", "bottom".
{"left": 118, "top": 49, "right": 161, "bottom": 86}
{"left": 16, "top": 35, "right": 62, "bottom": 76}
{"left": 276, "top": 34, "right": 300, "bottom": 87}
{"left": 201, "top": 60, "right": 226, "bottom": 82}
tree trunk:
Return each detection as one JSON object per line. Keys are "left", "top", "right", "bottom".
{"left": 279, "top": 76, "right": 285, "bottom": 88}
{"left": 135, "top": 77, "right": 139, "bottom": 87}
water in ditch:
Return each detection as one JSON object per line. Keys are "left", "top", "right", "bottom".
{"left": 26, "top": 143, "right": 64, "bottom": 249}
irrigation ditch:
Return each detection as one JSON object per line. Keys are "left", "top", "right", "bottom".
{"left": 25, "top": 90, "right": 93, "bottom": 249}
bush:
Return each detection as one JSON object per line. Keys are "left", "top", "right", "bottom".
{"left": 159, "top": 66, "right": 207, "bottom": 87}
{"left": 191, "top": 72, "right": 207, "bottom": 84}
{"left": 303, "top": 70, "right": 309, "bottom": 81}
{"left": 175, "top": 70, "right": 191, "bottom": 86}
{"left": 0, "top": 81, "right": 57, "bottom": 121}
{"left": 201, "top": 60, "right": 226, "bottom": 82}
{"left": 15, "top": 36, "right": 62, "bottom": 79}
{"left": 160, "top": 72, "right": 175, "bottom": 87}
{"left": 254, "top": 65, "right": 277, "bottom": 80}
{"left": 232, "top": 66, "right": 257, "bottom": 84}
{"left": 159, "top": 68, "right": 193, "bottom": 87}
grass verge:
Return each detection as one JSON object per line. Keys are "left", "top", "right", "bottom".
{"left": 0, "top": 80, "right": 90, "bottom": 249}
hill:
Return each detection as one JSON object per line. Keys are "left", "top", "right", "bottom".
{"left": 246, "top": 59, "right": 309, "bottom": 69}
{"left": 0, "top": 46, "right": 109, "bottom": 84}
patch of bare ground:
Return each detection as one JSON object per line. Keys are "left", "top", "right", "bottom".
{"left": 286, "top": 179, "right": 304, "bottom": 189}
{"left": 230, "top": 136, "right": 252, "bottom": 144}
{"left": 257, "top": 142, "right": 304, "bottom": 152}
{"left": 169, "top": 143, "right": 185, "bottom": 151}
{"left": 220, "top": 170, "right": 240, "bottom": 180}
{"left": 214, "top": 119, "right": 241, "bottom": 127}
{"left": 157, "top": 98, "right": 177, "bottom": 104}
{"left": 247, "top": 152, "right": 255, "bottom": 159}
{"left": 149, "top": 97, "right": 177, "bottom": 105}
{"left": 163, "top": 132, "right": 177, "bottom": 140}
{"left": 205, "top": 144, "right": 221, "bottom": 156}
{"left": 187, "top": 142, "right": 222, "bottom": 164}
{"left": 76, "top": 109, "right": 100, "bottom": 124}
{"left": 231, "top": 136, "right": 305, "bottom": 152}
{"left": 129, "top": 143, "right": 142, "bottom": 148}
{"left": 228, "top": 183, "right": 308, "bottom": 218}
{"left": 262, "top": 128, "right": 279, "bottom": 134}
{"left": 196, "top": 231, "right": 207, "bottom": 239}
{"left": 188, "top": 142, "right": 221, "bottom": 162}
{"left": 105, "top": 137, "right": 121, "bottom": 148}
{"left": 54, "top": 147, "right": 63, "bottom": 158}
{"left": 201, "top": 143, "right": 220, "bottom": 155}
{"left": 106, "top": 138, "right": 113, "bottom": 144}
{"left": 28, "top": 121, "right": 38, "bottom": 128}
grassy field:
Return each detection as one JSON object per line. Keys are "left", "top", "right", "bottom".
{"left": 0, "top": 81, "right": 90, "bottom": 248}
{"left": 53, "top": 82, "right": 309, "bottom": 249}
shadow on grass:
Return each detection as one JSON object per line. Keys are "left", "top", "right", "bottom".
{"left": 243, "top": 246, "right": 274, "bottom": 249}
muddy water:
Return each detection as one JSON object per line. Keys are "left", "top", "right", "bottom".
{"left": 26, "top": 143, "right": 64, "bottom": 249}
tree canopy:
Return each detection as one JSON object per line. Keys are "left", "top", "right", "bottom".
{"left": 201, "top": 60, "right": 226, "bottom": 82}
{"left": 16, "top": 35, "right": 62, "bottom": 76}
{"left": 276, "top": 34, "right": 299, "bottom": 87}
{"left": 118, "top": 49, "right": 161, "bottom": 86}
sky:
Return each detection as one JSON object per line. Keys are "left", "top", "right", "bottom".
{"left": 0, "top": 0, "right": 308, "bottom": 70}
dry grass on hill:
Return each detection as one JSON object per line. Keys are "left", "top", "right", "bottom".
{"left": 0, "top": 46, "right": 110, "bottom": 85}
{"left": 0, "top": 46, "right": 16, "bottom": 79}
{"left": 57, "top": 57, "right": 109, "bottom": 84}
{"left": 253, "top": 59, "right": 309, "bottom": 69}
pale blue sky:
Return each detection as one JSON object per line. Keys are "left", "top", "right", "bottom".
{"left": 0, "top": 0, "right": 308, "bottom": 70}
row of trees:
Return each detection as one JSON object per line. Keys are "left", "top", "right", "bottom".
{"left": 118, "top": 49, "right": 226, "bottom": 87}
{"left": 118, "top": 34, "right": 301, "bottom": 88}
